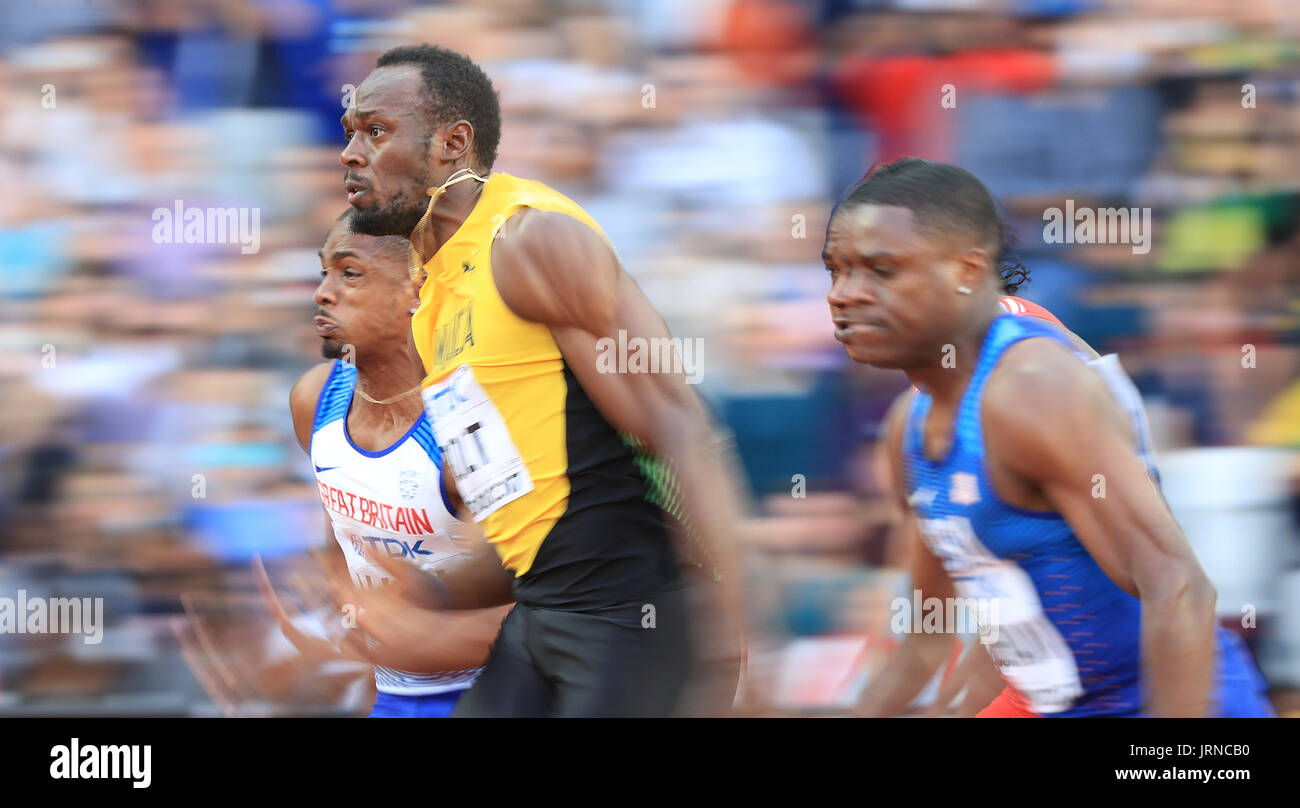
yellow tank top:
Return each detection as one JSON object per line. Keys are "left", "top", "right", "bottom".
{"left": 413, "top": 173, "right": 679, "bottom": 603}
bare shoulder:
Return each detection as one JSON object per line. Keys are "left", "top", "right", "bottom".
{"left": 492, "top": 207, "right": 619, "bottom": 329}
{"left": 984, "top": 338, "right": 1090, "bottom": 423}
{"left": 291, "top": 361, "right": 336, "bottom": 409}
{"left": 289, "top": 361, "right": 337, "bottom": 452}
{"left": 981, "top": 337, "right": 1121, "bottom": 475}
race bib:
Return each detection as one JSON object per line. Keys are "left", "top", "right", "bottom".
{"left": 954, "top": 561, "right": 1084, "bottom": 714}
{"left": 421, "top": 365, "right": 534, "bottom": 522}
{"left": 921, "top": 515, "right": 1084, "bottom": 713}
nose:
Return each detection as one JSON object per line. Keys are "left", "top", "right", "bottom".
{"left": 827, "top": 269, "right": 876, "bottom": 310}
{"left": 340, "top": 136, "right": 366, "bottom": 169}
{"left": 314, "top": 274, "right": 338, "bottom": 308}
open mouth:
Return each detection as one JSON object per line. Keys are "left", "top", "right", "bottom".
{"left": 344, "top": 178, "right": 369, "bottom": 203}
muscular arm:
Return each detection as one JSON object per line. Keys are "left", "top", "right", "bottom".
{"left": 290, "top": 363, "right": 350, "bottom": 581}
{"left": 359, "top": 607, "right": 510, "bottom": 672}
{"left": 983, "top": 339, "right": 1217, "bottom": 717}
{"left": 854, "top": 390, "right": 960, "bottom": 717}
{"left": 492, "top": 208, "right": 746, "bottom": 630}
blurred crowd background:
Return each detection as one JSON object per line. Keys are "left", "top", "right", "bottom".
{"left": 1, "top": 0, "right": 1299, "bottom": 716}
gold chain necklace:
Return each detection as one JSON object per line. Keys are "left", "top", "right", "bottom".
{"left": 408, "top": 167, "right": 488, "bottom": 281}
{"left": 355, "top": 382, "right": 423, "bottom": 405}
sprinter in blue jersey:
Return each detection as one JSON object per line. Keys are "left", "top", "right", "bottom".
{"left": 825, "top": 158, "right": 1273, "bottom": 718}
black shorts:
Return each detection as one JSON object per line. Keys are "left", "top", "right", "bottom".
{"left": 452, "top": 585, "right": 696, "bottom": 717}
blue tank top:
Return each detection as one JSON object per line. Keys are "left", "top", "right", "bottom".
{"left": 902, "top": 314, "right": 1269, "bottom": 717}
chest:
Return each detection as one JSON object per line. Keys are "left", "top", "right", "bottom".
{"left": 418, "top": 264, "right": 555, "bottom": 382}
{"left": 907, "top": 438, "right": 1066, "bottom": 566}
{"left": 919, "top": 401, "right": 957, "bottom": 462}
{"left": 916, "top": 399, "right": 1053, "bottom": 519}
{"left": 310, "top": 422, "right": 446, "bottom": 527}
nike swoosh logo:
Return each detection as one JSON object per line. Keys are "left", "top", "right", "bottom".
{"left": 314, "top": 464, "right": 339, "bottom": 474}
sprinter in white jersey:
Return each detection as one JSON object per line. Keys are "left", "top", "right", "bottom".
{"left": 264, "top": 209, "right": 510, "bottom": 717}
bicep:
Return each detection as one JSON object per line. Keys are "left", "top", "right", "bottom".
{"left": 550, "top": 272, "right": 702, "bottom": 451}
{"left": 289, "top": 363, "right": 333, "bottom": 453}
{"left": 1035, "top": 424, "right": 1163, "bottom": 597}
{"left": 495, "top": 211, "right": 703, "bottom": 449}
{"left": 987, "top": 349, "right": 1195, "bottom": 599}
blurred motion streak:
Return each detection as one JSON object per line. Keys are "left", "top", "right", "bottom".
{"left": 0, "top": 0, "right": 1297, "bottom": 716}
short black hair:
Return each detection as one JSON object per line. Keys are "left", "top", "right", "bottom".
{"left": 835, "top": 158, "right": 1029, "bottom": 294}
{"left": 327, "top": 208, "right": 410, "bottom": 272}
{"left": 376, "top": 44, "right": 502, "bottom": 171}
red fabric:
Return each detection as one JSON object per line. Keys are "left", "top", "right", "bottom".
{"left": 976, "top": 686, "right": 1040, "bottom": 718}
{"left": 1000, "top": 295, "right": 1064, "bottom": 327}
{"left": 834, "top": 54, "right": 941, "bottom": 161}
{"left": 833, "top": 48, "right": 1056, "bottom": 163}
{"left": 720, "top": 0, "right": 813, "bottom": 87}
{"left": 943, "top": 49, "right": 1056, "bottom": 96}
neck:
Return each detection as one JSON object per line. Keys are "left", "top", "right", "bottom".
{"left": 903, "top": 301, "right": 1003, "bottom": 406}
{"left": 417, "top": 173, "right": 486, "bottom": 261}
{"left": 352, "top": 350, "right": 424, "bottom": 414}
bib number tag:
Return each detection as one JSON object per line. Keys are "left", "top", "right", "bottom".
{"left": 422, "top": 365, "right": 533, "bottom": 522}
{"left": 920, "top": 515, "right": 1084, "bottom": 714}
{"left": 955, "top": 561, "right": 1084, "bottom": 714}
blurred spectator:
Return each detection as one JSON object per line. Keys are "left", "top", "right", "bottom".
{"left": 1, "top": 0, "right": 1297, "bottom": 715}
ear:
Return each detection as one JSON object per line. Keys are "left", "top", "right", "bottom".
{"left": 400, "top": 274, "right": 422, "bottom": 312}
{"left": 436, "top": 119, "right": 475, "bottom": 166}
{"left": 955, "top": 247, "right": 993, "bottom": 292}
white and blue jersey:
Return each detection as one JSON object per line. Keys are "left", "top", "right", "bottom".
{"left": 902, "top": 314, "right": 1272, "bottom": 717}
{"left": 310, "top": 360, "right": 481, "bottom": 700}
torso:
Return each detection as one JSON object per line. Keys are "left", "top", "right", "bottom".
{"left": 902, "top": 315, "right": 1158, "bottom": 715}
{"left": 905, "top": 312, "right": 1262, "bottom": 717}
{"left": 920, "top": 391, "right": 1055, "bottom": 513}
{"left": 310, "top": 360, "right": 480, "bottom": 694}
{"left": 412, "top": 172, "right": 680, "bottom": 613}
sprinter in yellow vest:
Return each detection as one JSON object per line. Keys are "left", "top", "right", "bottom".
{"left": 339, "top": 44, "right": 743, "bottom": 716}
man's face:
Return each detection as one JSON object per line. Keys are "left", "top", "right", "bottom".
{"left": 340, "top": 65, "right": 438, "bottom": 238}
{"left": 822, "top": 204, "right": 962, "bottom": 369}
{"left": 314, "top": 225, "right": 412, "bottom": 360}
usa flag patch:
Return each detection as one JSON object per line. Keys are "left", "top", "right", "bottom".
{"left": 950, "top": 472, "right": 980, "bottom": 506}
